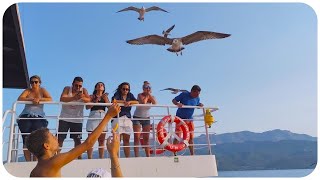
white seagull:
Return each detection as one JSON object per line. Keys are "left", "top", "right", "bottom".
{"left": 117, "top": 6, "right": 168, "bottom": 21}
{"left": 162, "top": 25, "right": 175, "bottom": 38}
{"left": 160, "top": 88, "right": 188, "bottom": 94}
{"left": 126, "top": 31, "right": 231, "bottom": 56}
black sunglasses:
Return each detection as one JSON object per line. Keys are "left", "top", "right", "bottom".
{"left": 30, "top": 81, "right": 39, "bottom": 84}
{"left": 122, "top": 88, "right": 129, "bottom": 91}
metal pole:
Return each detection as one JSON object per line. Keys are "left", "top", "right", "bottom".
{"left": 7, "top": 102, "right": 18, "bottom": 163}
{"left": 14, "top": 124, "right": 19, "bottom": 162}
{"left": 203, "top": 108, "right": 212, "bottom": 155}
{"left": 152, "top": 117, "right": 156, "bottom": 157}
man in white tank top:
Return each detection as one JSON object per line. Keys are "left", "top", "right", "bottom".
{"left": 58, "top": 76, "right": 90, "bottom": 159}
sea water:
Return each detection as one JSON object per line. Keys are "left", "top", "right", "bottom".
{"left": 216, "top": 169, "right": 315, "bottom": 177}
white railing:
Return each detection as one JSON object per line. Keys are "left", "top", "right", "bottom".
{"left": 3, "top": 101, "right": 218, "bottom": 163}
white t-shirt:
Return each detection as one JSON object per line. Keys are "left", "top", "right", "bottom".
{"left": 60, "top": 86, "right": 84, "bottom": 123}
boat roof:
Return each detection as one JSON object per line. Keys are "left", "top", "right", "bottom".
{"left": 3, "top": 4, "right": 29, "bottom": 89}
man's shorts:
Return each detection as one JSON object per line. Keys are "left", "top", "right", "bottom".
{"left": 132, "top": 116, "right": 151, "bottom": 126}
{"left": 58, "top": 120, "right": 82, "bottom": 141}
{"left": 175, "top": 120, "right": 195, "bottom": 139}
{"left": 17, "top": 114, "right": 48, "bottom": 145}
{"left": 111, "top": 115, "right": 133, "bottom": 135}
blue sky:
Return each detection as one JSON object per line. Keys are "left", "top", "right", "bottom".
{"left": 1, "top": 2, "right": 318, "bottom": 162}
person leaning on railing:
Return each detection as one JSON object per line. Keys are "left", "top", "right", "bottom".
{"left": 58, "top": 76, "right": 91, "bottom": 159}
{"left": 17, "top": 75, "right": 53, "bottom": 161}
{"left": 172, "top": 85, "right": 204, "bottom": 155}
{"left": 85, "top": 82, "right": 110, "bottom": 159}
{"left": 111, "top": 82, "right": 139, "bottom": 158}
{"left": 132, "top": 81, "right": 157, "bottom": 157}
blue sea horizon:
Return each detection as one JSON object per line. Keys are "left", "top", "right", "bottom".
{"left": 215, "top": 169, "right": 315, "bottom": 177}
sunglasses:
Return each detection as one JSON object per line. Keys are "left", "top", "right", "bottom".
{"left": 143, "top": 85, "right": 151, "bottom": 89}
{"left": 30, "top": 81, "right": 39, "bottom": 84}
{"left": 74, "top": 84, "right": 82, "bottom": 88}
{"left": 122, "top": 88, "right": 129, "bottom": 91}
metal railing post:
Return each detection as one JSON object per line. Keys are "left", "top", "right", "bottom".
{"left": 203, "top": 108, "right": 212, "bottom": 155}
{"left": 7, "top": 102, "right": 18, "bottom": 163}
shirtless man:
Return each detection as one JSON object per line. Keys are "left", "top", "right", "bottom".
{"left": 26, "top": 103, "right": 123, "bottom": 177}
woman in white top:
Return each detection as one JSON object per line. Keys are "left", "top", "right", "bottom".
{"left": 17, "top": 75, "right": 52, "bottom": 161}
{"left": 85, "top": 82, "right": 109, "bottom": 159}
{"left": 132, "top": 81, "right": 157, "bottom": 157}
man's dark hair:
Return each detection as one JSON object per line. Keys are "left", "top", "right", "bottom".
{"left": 73, "top": 76, "right": 83, "bottom": 83}
{"left": 26, "top": 128, "right": 50, "bottom": 158}
{"left": 191, "top": 85, "right": 201, "bottom": 92}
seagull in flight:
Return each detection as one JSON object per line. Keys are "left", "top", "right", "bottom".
{"left": 160, "top": 88, "right": 188, "bottom": 94}
{"left": 126, "top": 31, "right": 231, "bottom": 56}
{"left": 162, "top": 24, "right": 175, "bottom": 38}
{"left": 117, "top": 6, "right": 168, "bottom": 21}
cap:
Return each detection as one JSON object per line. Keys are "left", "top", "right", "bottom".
{"left": 87, "top": 168, "right": 112, "bottom": 178}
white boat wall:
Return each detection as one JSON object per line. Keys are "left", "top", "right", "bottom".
{"left": 3, "top": 101, "right": 219, "bottom": 177}
{"left": 4, "top": 155, "right": 218, "bottom": 177}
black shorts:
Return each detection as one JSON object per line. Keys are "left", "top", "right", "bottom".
{"left": 17, "top": 114, "right": 48, "bottom": 145}
{"left": 58, "top": 120, "right": 82, "bottom": 141}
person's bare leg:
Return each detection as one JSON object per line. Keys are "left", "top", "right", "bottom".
{"left": 74, "top": 138, "right": 82, "bottom": 159}
{"left": 98, "top": 133, "right": 106, "bottom": 158}
{"left": 23, "top": 146, "right": 31, "bottom": 161}
{"left": 86, "top": 132, "right": 93, "bottom": 159}
{"left": 87, "top": 147, "right": 93, "bottom": 159}
{"left": 31, "top": 154, "right": 38, "bottom": 161}
{"left": 142, "top": 125, "right": 151, "bottom": 157}
{"left": 133, "top": 124, "right": 141, "bottom": 157}
{"left": 189, "top": 137, "right": 194, "bottom": 155}
{"left": 123, "top": 134, "right": 130, "bottom": 157}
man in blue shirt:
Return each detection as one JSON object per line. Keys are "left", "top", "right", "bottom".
{"left": 172, "top": 85, "right": 203, "bottom": 155}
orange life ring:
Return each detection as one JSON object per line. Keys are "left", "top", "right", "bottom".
{"left": 140, "top": 126, "right": 167, "bottom": 154}
{"left": 157, "top": 115, "right": 190, "bottom": 153}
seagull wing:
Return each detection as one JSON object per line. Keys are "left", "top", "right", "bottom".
{"left": 117, "top": 6, "right": 140, "bottom": 13}
{"left": 165, "top": 24, "right": 175, "bottom": 34}
{"left": 161, "top": 88, "right": 176, "bottom": 91}
{"left": 146, "top": 6, "right": 169, "bottom": 13}
{"left": 166, "top": 88, "right": 177, "bottom": 91}
{"left": 179, "top": 89, "right": 188, "bottom": 92}
{"left": 181, "top": 31, "right": 231, "bottom": 45}
{"left": 127, "top": 35, "right": 172, "bottom": 45}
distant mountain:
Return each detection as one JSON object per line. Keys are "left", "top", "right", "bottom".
{"left": 212, "top": 140, "right": 317, "bottom": 171}
{"left": 192, "top": 129, "right": 317, "bottom": 171}
{"left": 196, "top": 129, "right": 317, "bottom": 145}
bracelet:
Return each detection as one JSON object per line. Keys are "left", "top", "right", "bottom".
{"left": 110, "top": 164, "right": 120, "bottom": 170}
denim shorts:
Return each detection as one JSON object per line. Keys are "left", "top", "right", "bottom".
{"left": 17, "top": 114, "right": 48, "bottom": 144}
{"left": 132, "top": 116, "right": 151, "bottom": 126}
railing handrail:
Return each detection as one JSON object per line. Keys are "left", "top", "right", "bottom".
{"left": 15, "top": 101, "right": 219, "bottom": 110}
{"left": 2, "top": 109, "right": 14, "bottom": 124}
